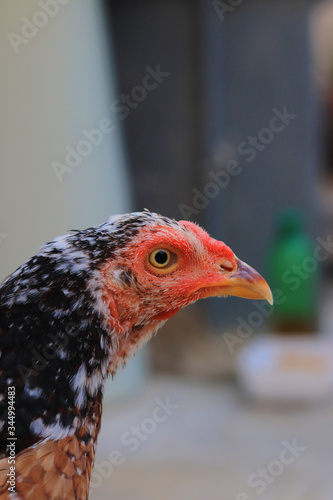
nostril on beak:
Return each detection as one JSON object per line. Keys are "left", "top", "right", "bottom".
{"left": 219, "top": 259, "right": 234, "bottom": 272}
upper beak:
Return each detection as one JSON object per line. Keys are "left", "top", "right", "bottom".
{"left": 191, "top": 257, "right": 273, "bottom": 305}
{"left": 220, "top": 257, "right": 273, "bottom": 304}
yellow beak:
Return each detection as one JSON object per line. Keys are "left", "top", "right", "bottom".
{"left": 193, "top": 258, "right": 273, "bottom": 305}
{"left": 219, "top": 258, "right": 273, "bottom": 304}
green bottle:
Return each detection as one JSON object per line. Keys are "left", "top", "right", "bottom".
{"left": 268, "top": 209, "right": 318, "bottom": 334}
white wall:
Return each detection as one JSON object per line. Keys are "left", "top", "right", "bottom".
{"left": 0, "top": 0, "right": 131, "bottom": 281}
{"left": 0, "top": 0, "right": 147, "bottom": 400}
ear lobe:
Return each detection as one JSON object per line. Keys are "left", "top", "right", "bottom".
{"left": 103, "top": 292, "right": 133, "bottom": 335}
{"left": 101, "top": 262, "right": 136, "bottom": 334}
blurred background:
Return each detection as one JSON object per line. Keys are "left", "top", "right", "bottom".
{"left": 1, "top": 0, "right": 333, "bottom": 498}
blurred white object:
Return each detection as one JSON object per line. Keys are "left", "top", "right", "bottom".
{"left": 237, "top": 335, "right": 333, "bottom": 403}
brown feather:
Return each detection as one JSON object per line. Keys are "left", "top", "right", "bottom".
{"left": 0, "top": 434, "right": 95, "bottom": 499}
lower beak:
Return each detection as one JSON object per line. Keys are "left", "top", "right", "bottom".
{"left": 193, "top": 258, "right": 273, "bottom": 305}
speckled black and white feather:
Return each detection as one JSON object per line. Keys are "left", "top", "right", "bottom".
{"left": 0, "top": 211, "right": 182, "bottom": 458}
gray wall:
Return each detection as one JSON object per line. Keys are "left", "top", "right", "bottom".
{"left": 203, "top": 1, "right": 321, "bottom": 326}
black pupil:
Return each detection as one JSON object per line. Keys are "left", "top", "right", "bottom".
{"left": 155, "top": 251, "right": 168, "bottom": 265}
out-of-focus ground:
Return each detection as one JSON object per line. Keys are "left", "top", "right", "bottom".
{"left": 91, "top": 377, "right": 333, "bottom": 500}
{"left": 90, "top": 284, "right": 333, "bottom": 500}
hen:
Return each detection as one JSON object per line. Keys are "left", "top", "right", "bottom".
{"left": 0, "top": 211, "right": 272, "bottom": 499}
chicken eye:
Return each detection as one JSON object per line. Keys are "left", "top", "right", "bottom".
{"left": 147, "top": 248, "right": 179, "bottom": 274}
{"left": 149, "top": 249, "right": 171, "bottom": 268}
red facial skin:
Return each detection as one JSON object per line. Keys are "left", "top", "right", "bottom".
{"left": 98, "top": 221, "right": 272, "bottom": 339}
